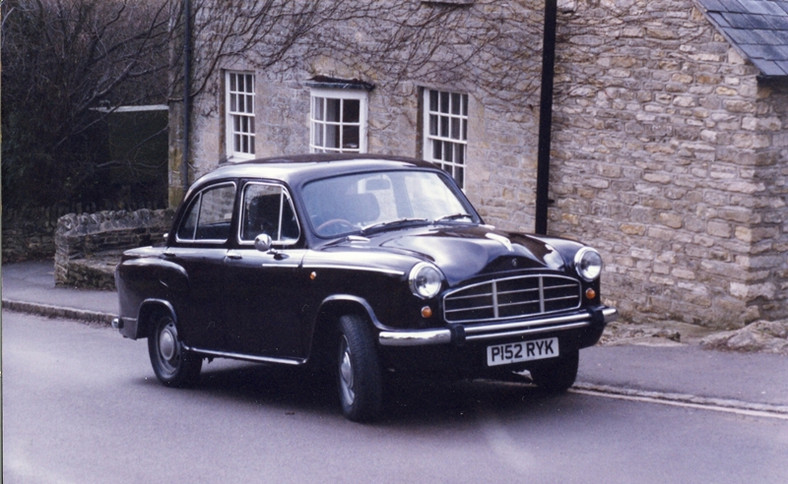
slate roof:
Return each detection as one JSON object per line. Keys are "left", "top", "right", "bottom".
{"left": 697, "top": 0, "right": 788, "bottom": 78}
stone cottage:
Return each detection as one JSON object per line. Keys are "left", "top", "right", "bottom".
{"left": 170, "top": 0, "right": 786, "bottom": 329}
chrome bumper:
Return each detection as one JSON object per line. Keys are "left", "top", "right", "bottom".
{"left": 378, "top": 306, "right": 617, "bottom": 347}
{"left": 112, "top": 316, "right": 140, "bottom": 340}
{"left": 378, "top": 328, "right": 453, "bottom": 347}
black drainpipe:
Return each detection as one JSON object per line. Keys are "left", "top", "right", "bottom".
{"left": 181, "top": 0, "right": 192, "bottom": 195}
{"left": 535, "top": 0, "right": 557, "bottom": 235}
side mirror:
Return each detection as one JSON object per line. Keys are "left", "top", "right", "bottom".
{"left": 254, "top": 233, "right": 273, "bottom": 252}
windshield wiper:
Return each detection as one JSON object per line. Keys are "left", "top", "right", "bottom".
{"left": 361, "top": 217, "right": 430, "bottom": 235}
{"left": 434, "top": 213, "right": 473, "bottom": 223}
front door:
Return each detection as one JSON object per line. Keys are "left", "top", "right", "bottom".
{"left": 222, "top": 181, "right": 308, "bottom": 358}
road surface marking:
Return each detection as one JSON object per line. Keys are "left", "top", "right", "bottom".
{"left": 572, "top": 383, "right": 788, "bottom": 421}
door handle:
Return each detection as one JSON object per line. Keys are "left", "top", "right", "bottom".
{"left": 226, "top": 251, "right": 242, "bottom": 260}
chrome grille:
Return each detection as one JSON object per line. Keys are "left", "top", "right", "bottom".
{"left": 443, "top": 275, "right": 581, "bottom": 323}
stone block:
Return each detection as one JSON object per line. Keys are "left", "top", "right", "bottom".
{"left": 706, "top": 220, "right": 732, "bottom": 238}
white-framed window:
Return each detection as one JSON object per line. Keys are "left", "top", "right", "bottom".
{"left": 422, "top": 89, "right": 468, "bottom": 188}
{"left": 225, "top": 71, "right": 255, "bottom": 161}
{"left": 309, "top": 88, "right": 368, "bottom": 154}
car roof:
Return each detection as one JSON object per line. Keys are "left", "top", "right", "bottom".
{"left": 191, "top": 154, "right": 440, "bottom": 189}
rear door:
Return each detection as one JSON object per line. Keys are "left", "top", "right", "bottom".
{"left": 166, "top": 181, "right": 237, "bottom": 349}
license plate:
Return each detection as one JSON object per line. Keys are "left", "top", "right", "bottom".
{"left": 486, "top": 337, "right": 559, "bottom": 367}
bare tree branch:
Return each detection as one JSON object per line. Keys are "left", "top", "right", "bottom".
{"left": 176, "top": 0, "right": 544, "bottom": 110}
{"left": 2, "top": 0, "right": 171, "bottom": 208}
{"left": 2, "top": 0, "right": 547, "bottom": 210}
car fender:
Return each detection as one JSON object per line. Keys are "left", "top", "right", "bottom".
{"left": 117, "top": 256, "right": 189, "bottom": 292}
{"left": 133, "top": 299, "right": 179, "bottom": 339}
{"left": 116, "top": 256, "right": 190, "bottom": 339}
{"left": 315, "top": 294, "right": 385, "bottom": 330}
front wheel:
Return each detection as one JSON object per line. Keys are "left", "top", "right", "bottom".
{"left": 529, "top": 350, "right": 579, "bottom": 393}
{"left": 148, "top": 312, "right": 202, "bottom": 387}
{"left": 337, "top": 315, "right": 383, "bottom": 422}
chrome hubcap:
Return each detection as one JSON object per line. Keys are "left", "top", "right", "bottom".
{"left": 339, "top": 336, "right": 355, "bottom": 404}
{"left": 159, "top": 323, "right": 178, "bottom": 363}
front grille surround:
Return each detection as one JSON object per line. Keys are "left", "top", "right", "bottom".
{"left": 442, "top": 274, "right": 582, "bottom": 324}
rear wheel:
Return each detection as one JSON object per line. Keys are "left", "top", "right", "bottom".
{"left": 529, "top": 350, "right": 579, "bottom": 393}
{"left": 148, "top": 312, "right": 202, "bottom": 387}
{"left": 337, "top": 315, "right": 383, "bottom": 422}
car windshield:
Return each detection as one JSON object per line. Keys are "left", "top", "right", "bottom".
{"left": 302, "top": 170, "right": 478, "bottom": 237}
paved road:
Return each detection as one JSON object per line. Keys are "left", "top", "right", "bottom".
{"left": 4, "top": 311, "right": 788, "bottom": 483}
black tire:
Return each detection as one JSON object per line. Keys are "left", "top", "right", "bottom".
{"left": 337, "top": 315, "right": 383, "bottom": 422}
{"left": 147, "top": 312, "right": 202, "bottom": 387}
{"left": 529, "top": 349, "right": 579, "bottom": 393}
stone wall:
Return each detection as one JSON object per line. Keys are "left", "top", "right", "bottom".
{"left": 549, "top": 0, "right": 787, "bottom": 328}
{"left": 2, "top": 207, "right": 62, "bottom": 262}
{"left": 54, "top": 209, "right": 173, "bottom": 289}
{"left": 180, "top": 0, "right": 786, "bottom": 329}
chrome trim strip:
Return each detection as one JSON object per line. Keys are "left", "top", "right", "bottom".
{"left": 184, "top": 346, "right": 306, "bottom": 366}
{"left": 463, "top": 312, "right": 589, "bottom": 335}
{"left": 346, "top": 235, "right": 370, "bottom": 242}
{"left": 304, "top": 264, "right": 405, "bottom": 276}
{"left": 378, "top": 328, "right": 452, "bottom": 347}
{"left": 492, "top": 280, "right": 500, "bottom": 318}
{"left": 464, "top": 321, "right": 591, "bottom": 342}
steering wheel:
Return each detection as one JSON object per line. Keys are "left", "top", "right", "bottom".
{"left": 316, "top": 218, "right": 356, "bottom": 236}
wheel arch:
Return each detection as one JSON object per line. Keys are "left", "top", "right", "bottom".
{"left": 308, "top": 295, "right": 379, "bottom": 366}
{"left": 136, "top": 299, "right": 178, "bottom": 339}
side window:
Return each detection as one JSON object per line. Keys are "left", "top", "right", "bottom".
{"left": 176, "top": 183, "right": 236, "bottom": 243}
{"left": 240, "top": 182, "right": 299, "bottom": 245}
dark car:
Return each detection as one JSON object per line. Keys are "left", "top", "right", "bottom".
{"left": 113, "top": 154, "right": 617, "bottom": 421}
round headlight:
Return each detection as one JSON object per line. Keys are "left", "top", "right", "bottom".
{"left": 408, "top": 262, "right": 443, "bottom": 299}
{"left": 574, "top": 247, "right": 603, "bottom": 281}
